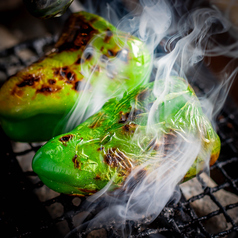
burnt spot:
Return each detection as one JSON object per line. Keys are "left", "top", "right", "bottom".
{"left": 97, "top": 147, "right": 104, "bottom": 151}
{"left": 122, "top": 123, "right": 137, "bottom": 134}
{"left": 55, "top": 14, "right": 99, "bottom": 52}
{"left": 94, "top": 175, "right": 101, "bottom": 180}
{"left": 107, "top": 49, "right": 119, "bottom": 57}
{"left": 145, "top": 131, "right": 180, "bottom": 156}
{"left": 73, "top": 80, "right": 87, "bottom": 91}
{"left": 119, "top": 111, "right": 130, "bottom": 123}
{"left": 84, "top": 52, "right": 93, "bottom": 60}
{"left": 72, "top": 155, "right": 80, "bottom": 169}
{"left": 48, "top": 79, "right": 56, "bottom": 85}
{"left": 123, "top": 124, "right": 130, "bottom": 132}
{"left": 74, "top": 81, "right": 80, "bottom": 91}
{"left": 11, "top": 88, "right": 24, "bottom": 97}
{"left": 38, "top": 87, "right": 53, "bottom": 93}
{"left": 17, "top": 75, "right": 40, "bottom": 88}
{"left": 146, "top": 138, "right": 161, "bottom": 151}
{"left": 163, "top": 132, "right": 178, "bottom": 154}
{"left": 107, "top": 50, "right": 114, "bottom": 56}
{"left": 54, "top": 67, "right": 77, "bottom": 86}
{"left": 59, "top": 134, "right": 73, "bottom": 145}
{"left": 54, "top": 67, "right": 66, "bottom": 78}
{"left": 36, "top": 85, "right": 61, "bottom": 94}
{"left": 73, "top": 80, "right": 91, "bottom": 92}
{"left": 75, "top": 57, "right": 85, "bottom": 64}
{"left": 104, "top": 30, "right": 113, "bottom": 43}
{"left": 66, "top": 72, "right": 75, "bottom": 81}
{"left": 104, "top": 153, "right": 117, "bottom": 167}
{"left": 119, "top": 110, "right": 144, "bottom": 123}
{"left": 104, "top": 148, "right": 133, "bottom": 171}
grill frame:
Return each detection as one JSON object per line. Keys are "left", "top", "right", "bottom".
{"left": 0, "top": 36, "right": 238, "bottom": 238}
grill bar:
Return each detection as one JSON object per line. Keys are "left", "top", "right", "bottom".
{"left": 0, "top": 35, "right": 237, "bottom": 237}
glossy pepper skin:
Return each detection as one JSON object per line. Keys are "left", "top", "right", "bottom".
{"left": 0, "top": 11, "right": 151, "bottom": 142}
{"left": 32, "top": 77, "right": 221, "bottom": 196}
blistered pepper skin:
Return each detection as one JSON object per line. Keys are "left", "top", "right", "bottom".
{"left": 0, "top": 11, "right": 151, "bottom": 142}
{"left": 32, "top": 77, "right": 221, "bottom": 196}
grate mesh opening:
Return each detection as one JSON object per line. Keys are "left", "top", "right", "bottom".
{"left": 0, "top": 37, "right": 238, "bottom": 238}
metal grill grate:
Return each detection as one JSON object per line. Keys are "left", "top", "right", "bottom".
{"left": 0, "top": 37, "right": 238, "bottom": 238}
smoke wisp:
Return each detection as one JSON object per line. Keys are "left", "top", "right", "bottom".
{"left": 65, "top": 0, "right": 238, "bottom": 237}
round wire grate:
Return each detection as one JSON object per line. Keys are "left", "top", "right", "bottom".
{"left": 0, "top": 37, "right": 237, "bottom": 238}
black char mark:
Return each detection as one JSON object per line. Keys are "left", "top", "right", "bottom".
{"left": 94, "top": 175, "right": 101, "bottom": 180}
{"left": 74, "top": 80, "right": 89, "bottom": 91}
{"left": 54, "top": 66, "right": 81, "bottom": 91}
{"left": 146, "top": 131, "right": 179, "bottom": 155}
{"left": 84, "top": 51, "right": 93, "bottom": 60}
{"left": 119, "top": 109, "right": 144, "bottom": 123}
{"left": 36, "top": 85, "right": 61, "bottom": 94}
{"left": 104, "top": 29, "right": 113, "bottom": 43}
{"left": 119, "top": 111, "right": 130, "bottom": 123}
{"left": 17, "top": 74, "right": 40, "bottom": 88}
{"left": 59, "top": 134, "right": 74, "bottom": 145}
{"left": 55, "top": 15, "right": 99, "bottom": 52}
{"left": 66, "top": 72, "right": 75, "bottom": 81}
{"left": 72, "top": 155, "right": 80, "bottom": 169}
{"left": 54, "top": 67, "right": 75, "bottom": 82}
{"left": 104, "top": 148, "right": 133, "bottom": 171}
{"left": 162, "top": 131, "right": 179, "bottom": 155}
{"left": 75, "top": 57, "right": 85, "bottom": 64}
{"left": 48, "top": 79, "right": 56, "bottom": 85}
{"left": 97, "top": 147, "right": 104, "bottom": 151}
{"left": 122, "top": 123, "right": 137, "bottom": 134}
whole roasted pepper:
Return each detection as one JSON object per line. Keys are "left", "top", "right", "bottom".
{"left": 0, "top": 11, "right": 151, "bottom": 142}
{"left": 32, "top": 77, "right": 221, "bottom": 196}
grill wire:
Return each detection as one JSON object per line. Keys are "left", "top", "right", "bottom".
{"left": 0, "top": 37, "right": 238, "bottom": 238}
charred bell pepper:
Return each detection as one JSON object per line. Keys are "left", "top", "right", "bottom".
{"left": 32, "top": 77, "right": 221, "bottom": 196}
{"left": 0, "top": 11, "right": 151, "bottom": 142}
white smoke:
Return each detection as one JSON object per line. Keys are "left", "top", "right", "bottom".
{"left": 65, "top": 0, "right": 238, "bottom": 237}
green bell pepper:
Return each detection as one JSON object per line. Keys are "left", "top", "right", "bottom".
{"left": 32, "top": 77, "right": 221, "bottom": 196}
{"left": 0, "top": 11, "right": 151, "bottom": 142}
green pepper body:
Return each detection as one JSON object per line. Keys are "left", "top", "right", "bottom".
{"left": 32, "top": 77, "right": 221, "bottom": 196}
{"left": 0, "top": 11, "right": 151, "bottom": 142}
